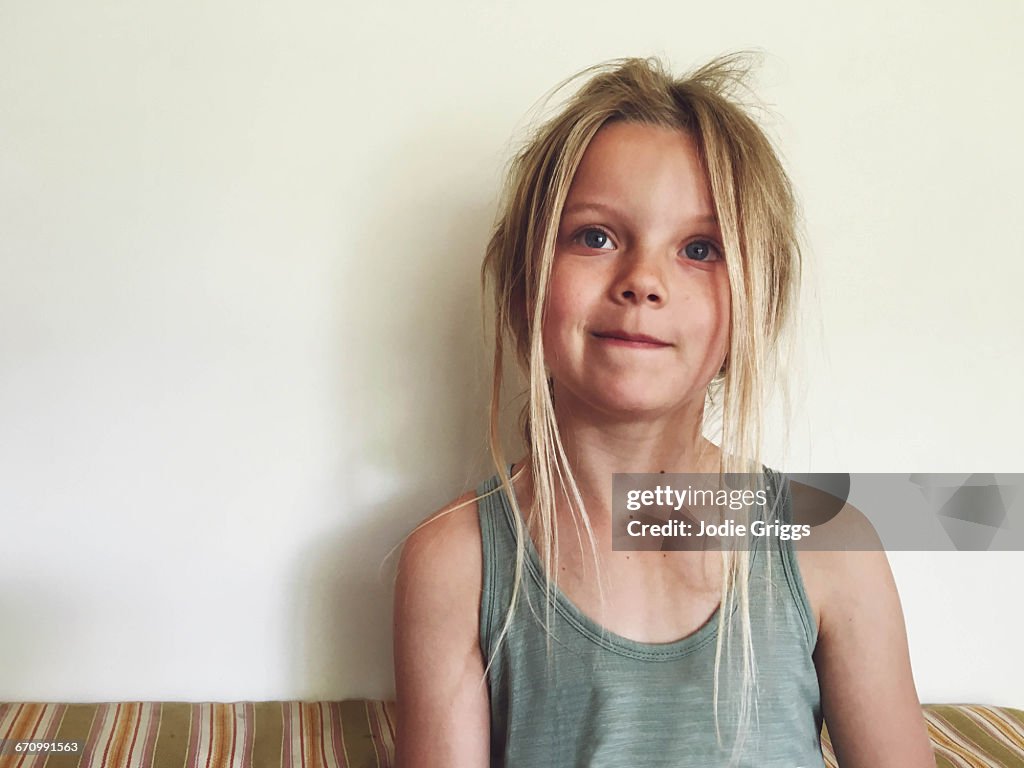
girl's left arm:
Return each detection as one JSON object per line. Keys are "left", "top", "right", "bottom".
{"left": 812, "top": 512, "right": 937, "bottom": 768}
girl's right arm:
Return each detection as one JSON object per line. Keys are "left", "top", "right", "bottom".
{"left": 393, "top": 494, "right": 491, "bottom": 768}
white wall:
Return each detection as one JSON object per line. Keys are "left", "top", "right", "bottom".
{"left": 1, "top": 0, "right": 1021, "bottom": 705}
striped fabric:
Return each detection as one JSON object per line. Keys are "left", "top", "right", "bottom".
{"left": 2, "top": 701, "right": 1022, "bottom": 767}
{"left": 0, "top": 701, "right": 395, "bottom": 768}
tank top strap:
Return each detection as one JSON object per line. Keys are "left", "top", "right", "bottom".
{"left": 768, "top": 468, "right": 820, "bottom": 650}
{"left": 476, "top": 469, "right": 508, "bottom": 661}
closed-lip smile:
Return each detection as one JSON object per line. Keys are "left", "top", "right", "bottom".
{"left": 593, "top": 329, "right": 672, "bottom": 346}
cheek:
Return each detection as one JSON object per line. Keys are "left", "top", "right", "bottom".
{"left": 684, "top": 276, "right": 731, "bottom": 359}
{"left": 708, "top": 279, "right": 732, "bottom": 355}
{"left": 541, "top": 264, "right": 587, "bottom": 356}
{"left": 541, "top": 291, "right": 573, "bottom": 358}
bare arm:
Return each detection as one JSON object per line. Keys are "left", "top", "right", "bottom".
{"left": 393, "top": 496, "right": 491, "bottom": 768}
{"left": 813, "top": 511, "right": 936, "bottom": 767}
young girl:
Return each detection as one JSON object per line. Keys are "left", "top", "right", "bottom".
{"left": 392, "top": 53, "right": 935, "bottom": 767}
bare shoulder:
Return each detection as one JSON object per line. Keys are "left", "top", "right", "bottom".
{"left": 395, "top": 489, "right": 484, "bottom": 614}
{"left": 804, "top": 500, "right": 892, "bottom": 627}
{"left": 793, "top": 499, "right": 885, "bottom": 645}
{"left": 402, "top": 489, "right": 482, "bottom": 551}
{"left": 393, "top": 489, "right": 491, "bottom": 767}
{"left": 794, "top": 507, "right": 934, "bottom": 765}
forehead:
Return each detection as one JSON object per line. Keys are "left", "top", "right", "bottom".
{"left": 565, "top": 121, "right": 716, "bottom": 221}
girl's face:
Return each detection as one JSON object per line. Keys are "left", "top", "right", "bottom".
{"left": 542, "top": 120, "right": 731, "bottom": 420}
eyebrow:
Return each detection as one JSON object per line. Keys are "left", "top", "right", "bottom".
{"left": 562, "top": 200, "right": 719, "bottom": 226}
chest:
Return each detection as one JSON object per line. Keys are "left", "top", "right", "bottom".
{"left": 539, "top": 542, "right": 825, "bottom": 645}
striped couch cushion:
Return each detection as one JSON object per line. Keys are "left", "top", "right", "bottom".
{"left": 2, "top": 701, "right": 1022, "bottom": 767}
{"left": 0, "top": 702, "right": 395, "bottom": 768}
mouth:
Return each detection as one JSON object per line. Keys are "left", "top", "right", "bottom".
{"left": 593, "top": 331, "right": 672, "bottom": 348}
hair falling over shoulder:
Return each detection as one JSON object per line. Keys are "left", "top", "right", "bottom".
{"left": 477, "top": 50, "right": 803, "bottom": 765}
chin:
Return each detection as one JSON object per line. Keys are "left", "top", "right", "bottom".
{"left": 555, "top": 375, "right": 699, "bottom": 417}
{"left": 590, "top": 388, "right": 677, "bottom": 417}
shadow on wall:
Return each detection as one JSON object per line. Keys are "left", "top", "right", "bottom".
{"left": 289, "top": 120, "right": 527, "bottom": 700}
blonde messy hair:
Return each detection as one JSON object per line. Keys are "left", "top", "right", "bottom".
{"left": 475, "top": 51, "right": 803, "bottom": 763}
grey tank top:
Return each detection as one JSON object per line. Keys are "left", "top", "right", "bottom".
{"left": 476, "top": 465, "right": 825, "bottom": 768}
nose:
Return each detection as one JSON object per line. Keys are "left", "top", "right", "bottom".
{"left": 613, "top": 245, "right": 667, "bottom": 305}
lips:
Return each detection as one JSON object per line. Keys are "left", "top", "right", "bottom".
{"left": 593, "top": 330, "right": 671, "bottom": 346}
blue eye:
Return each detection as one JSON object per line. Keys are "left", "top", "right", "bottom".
{"left": 684, "top": 241, "right": 721, "bottom": 262}
{"left": 578, "top": 228, "right": 614, "bottom": 250}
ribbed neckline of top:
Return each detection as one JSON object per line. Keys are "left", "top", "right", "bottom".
{"left": 490, "top": 463, "right": 772, "bottom": 662}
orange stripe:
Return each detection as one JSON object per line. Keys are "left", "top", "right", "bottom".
{"left": 98, "top": 702, "right": 124, "bottom": 768}
{"left": 306, "top": 703, "right": 323, "bottom": 768}
{"left": 316, "top": 703, "right": 331, "bottom": 768}
{"left": 0, "top": 703, "right": 26, "bottom": 738}
{"left": 219, "top": 704, "right": 230, "bottom": 767}
{"left": 932, "top": 707, "right": 1012, "bottom": 767}
{"left": 987, "top": 707, "right": 1024, "bottom": 744}
{"left": 930, "top": 737, "right": 975, "bottom": 768}
{"left": 962, "top": 706, "right": 1024, "bottom": 756}
{"left": 203, "top": 705, "right": 213, "bottom": 768}
{"left": 5, "top": 703, "right": 27, "bottom": 768}
{"left": 114, "top": 703, "right": 141, "bottom": 768}
{"left": 926, "top": 726, "right": 976, "bottom": 768}
{"left": 15, "top": 703, "right": 45, "bottom": 768}
{"left": 229, "top": 705, "right": 238, "bottom": 768}
{"left": 0, "top": 704, "right": 43, "bottom": 768}
{"left": 124, "top": 703, "right": 145, "bottom": 768}
{"left": 924, "top": 711, "right": 991, "bottom": 768}
{"left": 819, "top": 725, "right": 836, "bottom": 768}
{"left": 923, "top": 713, "right": 971, "bottom": 763}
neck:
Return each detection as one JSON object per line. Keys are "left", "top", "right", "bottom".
{"left": 509, "top": 386, "right": 723, "bottom": 539}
